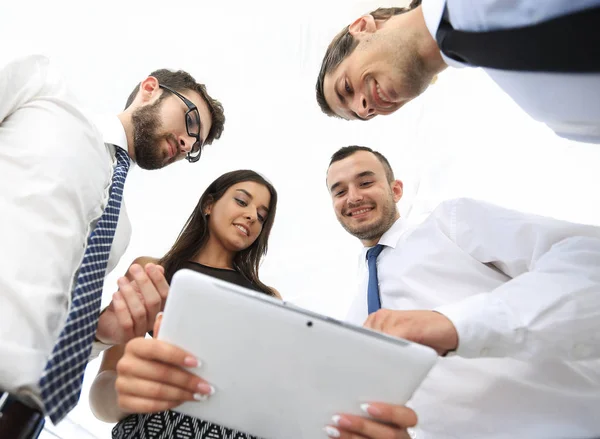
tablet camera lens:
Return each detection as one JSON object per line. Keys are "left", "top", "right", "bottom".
{"left": 306, "top": 321, "right": 313, "bottom": 327}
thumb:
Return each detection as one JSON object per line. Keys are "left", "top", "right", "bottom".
{"left": 153, "top": 312, "right": 164, "bottom": 337}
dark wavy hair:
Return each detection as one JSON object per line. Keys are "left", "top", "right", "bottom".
{"left": 316, "top": 0, "right": 422, "bottom": 116}
{"left": 159, "top": 170, "right": 278, "bottom": 296}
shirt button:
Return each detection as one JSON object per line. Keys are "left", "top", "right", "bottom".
{"left": 572, "top": 344, "right": 592, "bottom": 359}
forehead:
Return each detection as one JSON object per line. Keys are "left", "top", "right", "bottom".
{"left": 179, "top": 88, "right": 213, "bottom": 140}
{"left": 326, "top": 151, "right": 386, "bottom": 186}
{"left": 227, "top": 181, "right": 271, "bottom": 206}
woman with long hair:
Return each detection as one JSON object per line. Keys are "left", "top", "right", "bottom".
{"left": 90, "top": 169, "right": 279, "bottom": 439}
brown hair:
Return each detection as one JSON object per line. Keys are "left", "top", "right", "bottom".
{"left": 125, "top": 68, "right": 225, "bottom": 146}
{"left": 328, "top": 145, "right": 395, "bottom": 182}
{"left": 160, "top": 170, "right": 278, "bottom": 296}
{"left": 316, "top": 0, "right": 422, "bottom": 116}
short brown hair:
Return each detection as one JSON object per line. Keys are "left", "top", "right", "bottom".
{"left": 316, "top": 1, "right": 422, "bottom": 117}
{"left": 125, "top": 69, "right": 225, "bottom": 146}
{"left": 328, "top": 145, "right": 395, "bottom": 182}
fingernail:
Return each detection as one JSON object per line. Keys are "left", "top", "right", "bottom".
{"left": 360, "top": 403, "right": 382, "bottom": 416}
{"left": 193, "top": 393, "right": 209, "bottom": 401}
{"left": 197, "top": 383, "right": 215, "bottom": 395}
{"left": 332, "top": 415, "right": 352, "bottom": 428}
{"left": 183, "top": 356, "right": 199, "bottom": 367}
{"left": 323, "top": 426, "right": 340, "bottom": 438}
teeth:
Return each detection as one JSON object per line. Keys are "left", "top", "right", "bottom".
{"left": 351, "top": 208, "right": 372, "bottom": 216}
{"left": 376, "top": 84, "right": 391, "bottom": 103}
{"left": 235, "top": 225, "right": 248, "bottom": 235}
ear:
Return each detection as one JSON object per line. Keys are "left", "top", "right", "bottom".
{"left": 202, "top": 196, "right": 214, "bottom": 216}
{"left": 153, "top": 312, "right": 163, "bottom": 337}
{"left": 391, "top": 179, "right": 404, "bottom": 203}
{"left": 138, "top": 76, "right": 161, "bottom": 104}
{"left": 348, "top": 14, "right": 378, "bottom": 37}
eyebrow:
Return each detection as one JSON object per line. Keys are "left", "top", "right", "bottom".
{"left": 329, "top": 170, "right": 376, "bottom": 193}
{"left": 236, "top": 189, "right": 270, "bottom": 213}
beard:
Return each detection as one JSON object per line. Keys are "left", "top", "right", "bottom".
{"left": 131, "top": 98, "right": 171, "bottom": 170}
{"left": 339, "top": 192, "right": 398, "bottom": 241}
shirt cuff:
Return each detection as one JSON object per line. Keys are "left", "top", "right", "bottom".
{"left": 434, "top": 293, "right": 526, "bottom": 358}
{"left": 89, "top": 339, "right": 113, "bottom": 361}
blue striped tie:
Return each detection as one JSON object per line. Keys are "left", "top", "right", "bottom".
{"left": 40, "top": 146, "right": 130, "bottom": 424}
{"left": 366, "top": 244, "right": 385, "bottom": 315}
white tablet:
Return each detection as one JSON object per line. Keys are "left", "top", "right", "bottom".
{"left": 158, "top": 269, "right": 437, "bottom": 439}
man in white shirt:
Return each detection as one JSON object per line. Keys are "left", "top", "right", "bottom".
{"left": 324, "top": 145, "right": 600, "bottom": 438}
{"left": 316, "top": 0, "right": 600, "bottom": 144}
{"left": 0, "top": 55, "right": 225, "bottom": 431}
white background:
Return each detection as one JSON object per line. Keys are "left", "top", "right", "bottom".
{"left": 1, "top": 0, "right": 600, "bottom": 437}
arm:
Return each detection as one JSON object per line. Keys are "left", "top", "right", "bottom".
{"left": 434, "top": 198, "right": 600, "bottom": 361}
{"left": 89, "top": 345, "right": 129, "bottom": 422}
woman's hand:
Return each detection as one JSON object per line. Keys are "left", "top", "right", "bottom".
{"left": 324, "top": 403, "right": 418, "bottom": 439}
{"left": 114, "top": 314, "right": 215, "bottom": 413}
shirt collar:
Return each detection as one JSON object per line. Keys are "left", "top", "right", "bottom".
{"left": 422, "top": 0, "right": 468, "bottom": 68}
{"left": 94, "top": 115, "right": 130, "bottom": 155}
{"left": 360, "top": 216, "right": 410, "bottom": 258}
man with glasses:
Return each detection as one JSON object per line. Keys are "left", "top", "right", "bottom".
{"left": 0, "top": 54, "right": 225, "bottom": 437}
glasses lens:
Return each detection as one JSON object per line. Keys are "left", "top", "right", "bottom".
{"left": 186, "top": 109, "right": 201, "bottom": 137}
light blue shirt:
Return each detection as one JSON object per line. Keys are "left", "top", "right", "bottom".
{"left": 423, "top": 0, "right": 600, "bottom": 144}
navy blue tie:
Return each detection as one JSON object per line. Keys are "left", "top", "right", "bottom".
{"left": 366, "top": 244, "right": 385, "bottom": 315}
{"left": 40, "top": 146, "right": 130, "bottom": 424}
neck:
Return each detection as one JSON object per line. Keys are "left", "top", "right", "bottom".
{"left": 193, "top": 235, "right": 236, "bottom": 270}
{"left": 393, "top": 6, "right": 448, "bottom": 76}
{"left": 117, "top": 112, "right": 136, "bottom": 160}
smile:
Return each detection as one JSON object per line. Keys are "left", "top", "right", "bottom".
{"left": 348, "top": 207, "right": 373, "bottom": 217}
{"left": 234, "top": 224, "right": 249, "bottom": 236}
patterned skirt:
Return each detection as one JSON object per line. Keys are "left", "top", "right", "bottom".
{"left": 112, "top": 411, "right": 259, "bottom": 439}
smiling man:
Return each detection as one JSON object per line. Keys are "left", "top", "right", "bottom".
{"left": 0, "top": 54, "right": 224, "bottom": 434}
{"left": 316, "top": 0, "right": 600, "bottom": 143}
{"left": 324, "top": 145, "right": 600, "bottom": 438}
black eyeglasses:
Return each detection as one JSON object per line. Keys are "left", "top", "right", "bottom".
{"left": 159, "top": 84, "right": 204, "bottom": 163}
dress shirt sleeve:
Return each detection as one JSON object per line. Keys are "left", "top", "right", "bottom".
{"left": 0, "top": 55, "right": 111, "bottom": 395}
{"left": 0, "top": 55, "right": 57, "bottom": 124}
{"left": 433, "top": 198, "right": 600, "bottom": 361}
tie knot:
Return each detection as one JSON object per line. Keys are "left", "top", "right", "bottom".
{"left": 366, "top": 244, "right": 385, "bottom": 261}
{"left": 114, "top": 146, "right": 131, "bottom": 170}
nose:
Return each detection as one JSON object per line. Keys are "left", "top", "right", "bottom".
{"left": 178, "top": 135, "right": 194, "bottom": 153}
{"left": 352, "top": 92, "right": 375, "bottom": 119}
{"left": 347, "top": 185, "right": 363, "bottom": 204}
{"left": 244, "top": 209, "right": 256, "bottom": 223}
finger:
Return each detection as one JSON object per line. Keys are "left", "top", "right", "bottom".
{"left": 323, "top": 425, "right": 368, "bottom": 439}
{"left": 112, "top": 290, "right": 135, "bottom": 341}
{"left": 117, "top": 393, "right": 186, "bottom": 414}
{"left": 118, "top": 276, "right": 147, "bottom": 337}
{"left": 153, "top": 312, "right": 163, "bottom": 338}
{"left": 362, "top": 403, "right": 418, "bottom": 429}
{"left": 115, "top": 375, "right": 212, "bottom": 403}
{"left": 363, "top": 313, "right": 376, "bottom": 330}
{"left": 129, "top": 264, "right": 162, "bottom": 326}
{"left": 144, "top": 263, "right": 170, "bottom": 306}
{"left": 329, "top": 414, "right": 410, "bottom": 439}
{"left": 118, "top": 339, "right": 204, "bottom": 393}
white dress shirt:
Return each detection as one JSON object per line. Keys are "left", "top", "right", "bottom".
{"left": 0, "top": 55, "right": 131, "bottom": 405}
{"left": 346, "top": 198, "right": 600, "bottom": 438}
{"left": 422, "top": 0, "right": 600, "bottom": 144}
